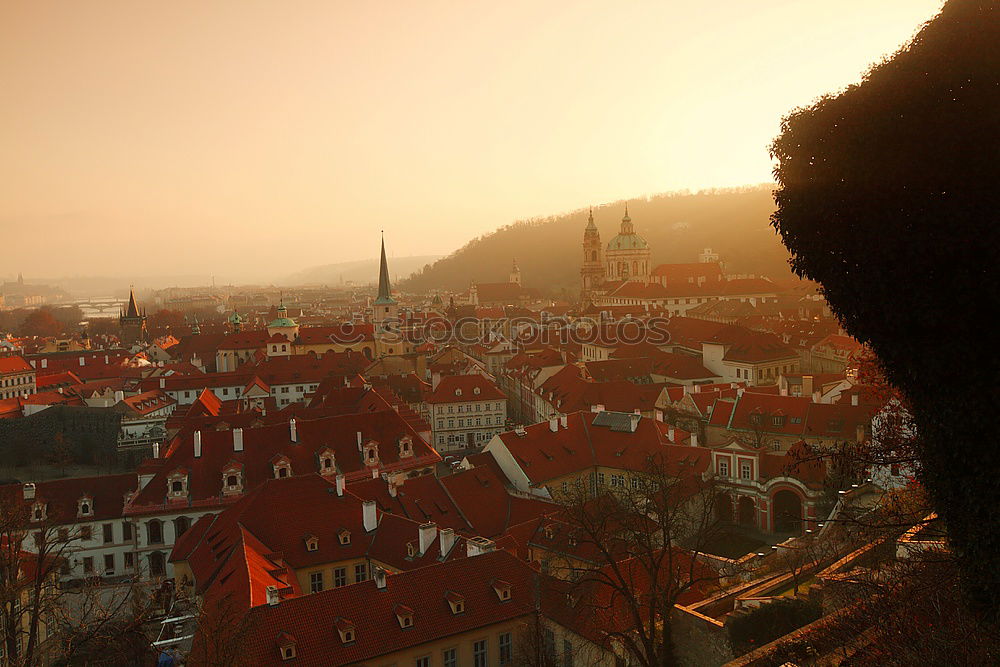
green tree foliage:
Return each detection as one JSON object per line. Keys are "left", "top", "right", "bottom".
{"left": 770, "top": 0, "right": 999, "bottom": 613}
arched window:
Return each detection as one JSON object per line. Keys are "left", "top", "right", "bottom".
{"left": 174, "top": 516, "right": 191, "bottom": 538}
{"left": 147, "top": 519, "right": 163, "bottom": 545}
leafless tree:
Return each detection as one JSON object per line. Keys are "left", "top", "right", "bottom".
{"left": 541, "top": 455, "right": 732, "bottom": 666}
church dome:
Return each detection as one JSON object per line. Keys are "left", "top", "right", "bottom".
{"left": 607, "top": 233, "right": 649, "bottom": 251}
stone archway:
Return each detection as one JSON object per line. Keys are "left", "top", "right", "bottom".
{"left": 738, "top": 496, "right": 757, "bottom": 527}
{"left": 772, "top": 489, "right": 803, "bottom": 534}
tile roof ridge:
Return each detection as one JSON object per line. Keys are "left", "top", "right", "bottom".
{"left": 437, "top": 474, "right": 474, "bottom": 533}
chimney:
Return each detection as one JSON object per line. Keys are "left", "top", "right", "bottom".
{"left": 388, "top": 477, "right": 398, "bottom": 498}
{"left": 104, "top": 354, "right": 109, "bottom": 364}
{"left": 357, "top": 431, "right": 363, "bottom": 451}
{"left": 629, "top": 413, "right": 641, "bottom": 431}
{"left": 851, "top": 393, "right": 859, "bottom": 407}
{"left": 265, "top": 586, "right": 280, "bottom": 606}
{"left": 289, "top": 418, "right": 298, "bottom": 442}
{"left": 233, "top": 428, "right": 244, "bottom": 452}
{"left": 336, "top": 474, "right": 345, "bottom": 497}
{"left": 418, "top": 522, "right": 437, "bottom": 554}
{"left": 439, "top": 528, "right": 456, "bottom": 557}
{"left": 159, "top": 378, "right": 166, "bottom": 389}
{"left": 23, "top": 482, "right": 35, "bottom": 501}
{"left": 114, "top": 390, "right": 124, "bottom": 403}
{"left": 559, "top": 414, "right": 568, "bottom": 428}
{"left": 194, "top": 431, "right": 202, "bottom": 458}
{"left": 591, "top": 404, "right": 605, "bottom": 413}
{"left": 41, "top": 359, "right": 47, "bottom": 369}
{"left": 152, "top": 442, "right": 160, "bottom": 458}
{"left": 371, "top": 467, "right": 379, "bottom": 479}
{"left": 690, "top": 432, "right": 699, "bottom": 448}
{"left": 668, "top": 426, "right": 675, "bottom": 441}
{"left": 363, "top": 500, "right": 378, "bottom": 532}
{"left": 548, "top": 416, "right": 558, "bottom": 432}
{"left": 79, "top": 356, "right": 85, "bottom": 367}
{"left": 373, "top": 567, "right": 387, "bottom": 590}
{"left": 802, "top": 375, "right": 814, "bottom": 397}
{"left": 466, "top": 536, "right": 496, "bottom": 557}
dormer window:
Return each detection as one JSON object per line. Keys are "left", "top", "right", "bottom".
{"left": 31, "top": 502, "right": 46, "bottom": 522}
{"left": 272, "top": 456, "right": 292, "bottom": 479}
{"left": 473, "top": 387, "right": 481, "bottom": 395}
{"left": 363, "top": 441, "right": 380, "bottom": 467}
{"left": 395, "top": 604, "right": 414, "bottom": 629}
{"left": 455, "top": 388, "right": 462, "bottom": 397}
{"left": 335, "top": 618, "right": 356, "bottom": 645}
{"left": 167, "top": 471, "right": 188, "bottom": 498}
{"left": 304, "top": 535, "right": 319, "bottom": 552}
{"left": 492, "top": 579, "right": 512, "bottom": 602}
{"left": 222, "top": 465, "right": 244, "bottom": 496}
{"left": 338, "top": 530, "right": 351, "bottom": 546}
{"left": 77, "top": 496, "right": 93, "bottom": 518}
{"left": 398, "top": 436, "right": 413, "bottom": 459}
{"left": 407, "top": 542, "right": 416, "bottom": 557}
{"left": 445, "top": 591, "right": 465, "bottom": 615}
{"left": 319, "top": 450, "right": 336, "bottom": 476}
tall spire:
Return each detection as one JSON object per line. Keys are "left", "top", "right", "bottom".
{"left": 125, "top": 285, "right": 140, "bottom": 318}
{"left": 375, "top": 232, "right": 395, "bottom": 304}
{"left": 586, "top": 207, "right": 597, "bottom": 230}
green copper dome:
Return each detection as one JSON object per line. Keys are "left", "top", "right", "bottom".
{"left": 269, "top": 316, "right": 297, "bottom": 328}
{"left": 607, "top": 233, "right": 649, "bottom": 251}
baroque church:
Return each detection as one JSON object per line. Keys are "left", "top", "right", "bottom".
{"left": 580, "top": 204, "right": 652, "bottom": 300}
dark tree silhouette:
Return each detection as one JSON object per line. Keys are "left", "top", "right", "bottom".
{"left": 770, "top": 0, "right": 999, "bottom": 614}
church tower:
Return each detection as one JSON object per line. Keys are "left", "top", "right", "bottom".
{"left": 373, "top": 234, "right": 398, "bottom": 330}
{"left": 580, "top": 208, "right": 605, "bottom": 300}
{"left": 509, "top": 258, "right": 522, "bottom": 286}
{"left": 119, "top": 286, "right": 148, "bottom": 345}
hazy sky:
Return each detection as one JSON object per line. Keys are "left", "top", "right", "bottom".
{"left": 1, "top": 0, "right": 943, "bottom": 283}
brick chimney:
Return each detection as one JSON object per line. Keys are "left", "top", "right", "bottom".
{"left": 233, "top": 428, "right": 244, "bottom": 452}
{"left": 336, "top": 474, "right": 345, "bottom": 497}
{"left": 194, "top": 431, "right": 202, "bottom": 458}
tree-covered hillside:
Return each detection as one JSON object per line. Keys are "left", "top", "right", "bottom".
{"left": 400, "top": 185, "right": 793, "bottom": 296}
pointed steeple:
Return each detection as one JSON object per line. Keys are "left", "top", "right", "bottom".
{"left": 125, "top": 286, "right": 141, "bottom": 318}
{"left": 586, "top": 207, "right": 597, "bottom": 231}
{"left": 375, "top": 233, "right": 395, "bottom": 305}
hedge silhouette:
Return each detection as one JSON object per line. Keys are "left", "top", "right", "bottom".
{"left": 771, "top": 0, "right": 999, "bottom": 614}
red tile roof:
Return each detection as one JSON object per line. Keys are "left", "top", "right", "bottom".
{"left": 235, "top": 550, "right": 536, "bottom": 666}
{"left": 425, "top": 375, "right": 505, "bottom": 404}
{"left": 0, "top": 474, "right": 137, "bottom": 526}
{"left": 128, "top": 409, "right": 440, "bottom": 514}
{"left": 0, "top": 355, "right": 33, "bottom": 374}
{"left": 491, "top": 411, "right": 698, "bottom": 487}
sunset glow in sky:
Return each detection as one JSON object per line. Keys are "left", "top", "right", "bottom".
{"left": 1, "top": 0, "right": 944, "bottom": 282}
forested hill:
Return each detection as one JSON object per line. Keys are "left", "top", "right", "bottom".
{"left": 400, "top": 185, "right": 794, "bottom": 297}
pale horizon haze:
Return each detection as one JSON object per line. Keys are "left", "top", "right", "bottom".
{"left": 1, "top": 0, "right": 943, "bottom": 284}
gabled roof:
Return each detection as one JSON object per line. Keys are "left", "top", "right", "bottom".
{"left": 490, "top": 411, "right": 697, "bottom": 486}
{"left": 425, "top": 375, "right": 506, "bottom": 404}
{"left": 129, "top": 409, "right": 440, "bottom": 512}
{"left": 236, "top": 550, "right": 536, "bottom": 666}
{"left": 0, "top": 473, "right": 137, "bottom": 526}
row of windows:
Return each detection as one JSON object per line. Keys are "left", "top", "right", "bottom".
{"left": 436, "top": 402, "right": 504, "bottom": 414}
{"left": 437, "top": 416, "right": 501, "bottom": 429}
{"left": 717, "top": 459, "right": 755, "bottom": 480}
{"left": 309, "top": 563, "right": 369, "bottom": 593}
{"left": 1, "top": 374, "right": 32, "bottom": 387}
{"left": 0, "top": 388, "right": 32, "bottom": 399}
{"left": 80, "top": 551, "right": 136, "bottom": 576}
{"left": 411, "top": 632, "right": 512, "bottom": 667}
